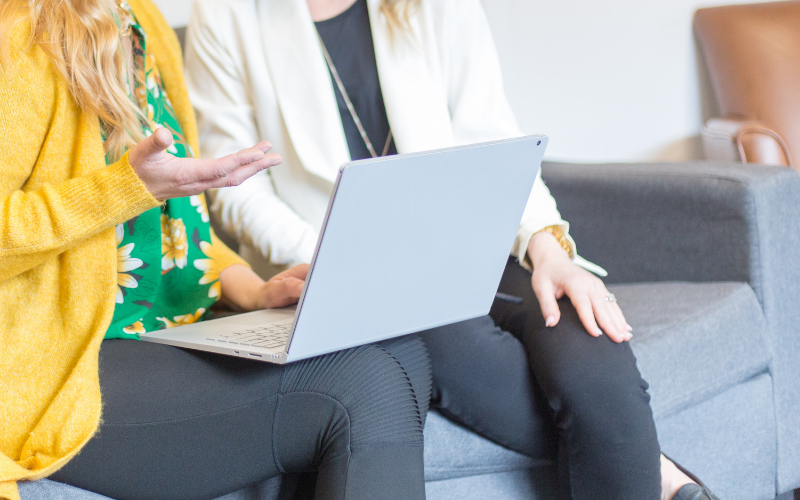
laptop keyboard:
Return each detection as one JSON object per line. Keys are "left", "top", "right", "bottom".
{"left": 206, "top": 320, "right": 292, "bottom": 350}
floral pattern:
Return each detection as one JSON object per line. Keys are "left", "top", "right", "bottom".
{"left": 194, "top": 239, "right": 227, "bottom": 299}
{"left": 104, "top": 5, "right": 221, "bottom": 339}
{"left": 190, "top": 194, "right": 210, "bottom": 223}
{"left": 157, "top": 308, "right": 207, "bottom": 329}
{"left": 116, "top": 224, "right": 144, "bottom": 304}
{"left": 122, "top": 320, "right": 146, "bottom": 335}
{"left": 161, "top": 214, "right": 188, "bottom": 272}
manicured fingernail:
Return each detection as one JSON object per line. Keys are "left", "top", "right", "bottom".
{"left": 595, "top": 328, "right": 603, "bottom": 336}
{"left": 269, "top": 158, "right": 282, "bottom": 166}
{"left": 626, "top": 324, "right": 633, "bottom": 332}
{"left": 545, "top": 316, "right": 556, "bottom": 327}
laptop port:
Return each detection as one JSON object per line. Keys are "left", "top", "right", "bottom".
{"left": 248, "top": 353, "right": 263, "bottom": 358}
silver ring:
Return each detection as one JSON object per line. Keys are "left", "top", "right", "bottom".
{"left": 603, "top": 294, "right": 617, "bottom": 303}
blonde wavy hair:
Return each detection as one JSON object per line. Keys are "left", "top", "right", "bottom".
{"left": 0, "top": 0, "right": 419, "bottom": 160}
{"left": 0, "top": 0, "right": 144, "bottom": 161}
{"left": 380, "top": 0, "right": 420, "bottom": 38}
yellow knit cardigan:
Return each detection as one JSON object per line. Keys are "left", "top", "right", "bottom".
{"left": 0, "top": 1, "right": 246, "bottom": 498}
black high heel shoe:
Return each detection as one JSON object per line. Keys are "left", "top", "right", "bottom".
{"left": 663, "top": 454, "right": 722, "bottom": 500}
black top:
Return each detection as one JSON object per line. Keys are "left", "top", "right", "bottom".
{"left": 315, "top": 0, "right": 396, "bottom": 160}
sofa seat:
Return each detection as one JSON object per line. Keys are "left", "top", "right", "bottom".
{"left": 18, "top": 281, "right": 773, "bottom": 500}
{"left": 610, "top": 281, "right": 771, "bottom": 419}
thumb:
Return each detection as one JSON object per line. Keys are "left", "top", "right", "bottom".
{"left": 532, "top": 275, "right": 561, "bottom": 327}
{"left": 139, "top": 127, "right": 174, "bottom": 157}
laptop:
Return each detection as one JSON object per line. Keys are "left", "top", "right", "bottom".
{"left": 140, "top": 135, "right": 548, "bottom": 363}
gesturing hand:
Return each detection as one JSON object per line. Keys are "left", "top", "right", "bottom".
{"left": 129, "top": 127, "right": 282, "bottom": 201}
{"left": 527, "top": 231, "right": 633, "bottom": 343}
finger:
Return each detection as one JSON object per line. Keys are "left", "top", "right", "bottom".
{"left": 284, "top": 264, "right": 310, "bottom": 281}
{"left": 596, "top": 284, "right": 627, "bottom": 336}
{"left": 281, "top": 277, "right": 305, "bottom": 297}
{"left": 130, "top": 128, "right": 174, "bottom": 166}
{"left": 195, "top": 148, "right": 276, "bottom": 183}
{"left": 612, "top": 301, "right": 633, "bottom": 332}
{"left": 144, "top": 127, "right": 174, "bottom": 156}
{"left": 271, "top": 278, "right": 305, "bottom": 307}
{"left": 608, "top": 300, "right": 632, "bottom": 336}
{"left": 194, "top": 153, "right": 281, "bottom": 192}
{"left": 269, "top": 264, "right": 310, "bottom": 283}
{"left": 217, "top": 157, "right": 278, "bottom": 188}
{"left": 531, "top": 275, "right": 561, "bottom": 327}
{"left": 569, "top": 292, "right": 603, "bottom": 337}
{"left": 593, "top": 279, "right": 629, "bottom": 338}
{"left": 253, "top": 141, "right": 273, "bottom": 153}
{"left": 592, "top": 295, "right": 628, "bottom": 343}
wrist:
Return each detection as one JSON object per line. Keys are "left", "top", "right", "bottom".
{"left": 528, "top": 230, "right": 572, "bottom": 269}
{"left": 218, "top": 264, "right": 267, "bottom": 311}
{"left": 253, "top": 281, "right": 273, "bottom": 310}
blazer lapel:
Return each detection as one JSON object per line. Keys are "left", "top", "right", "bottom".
{"left": 367, "top": 0, "right": 455, "bottom": 153}
{"left": 258, "top": 0, "right": 350, "bottom": 182}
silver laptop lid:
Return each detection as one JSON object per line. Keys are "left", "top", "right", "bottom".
{"left": 285, "top": 135, "right": 548, "bottom": 362}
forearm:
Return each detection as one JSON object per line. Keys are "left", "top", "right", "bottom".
{"left": 0, "top": 154, "right": 160, "bottom": 281}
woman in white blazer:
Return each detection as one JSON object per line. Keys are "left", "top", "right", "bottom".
{"left": 185, "top": 1, "right": 719, "bottom": 499}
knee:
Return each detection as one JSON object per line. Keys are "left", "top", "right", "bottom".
{"left": 534, "top": 315, "right": 651, "bottom": 428}
{"left": 280, "top": 343, "right": 426, "bottom": 447}
{"left": 544, "top": 344, "right": 652, "bottom": 435}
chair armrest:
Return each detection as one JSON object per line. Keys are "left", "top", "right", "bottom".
{"left": 702, "top": 117, "right": 792, "bottom": 167}
{"left": 541, "top": 161, "right": 800, "bottom": 294}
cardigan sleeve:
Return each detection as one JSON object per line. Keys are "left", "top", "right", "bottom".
{"left": 0, "top": 41, "right": 160, "bottom": 282}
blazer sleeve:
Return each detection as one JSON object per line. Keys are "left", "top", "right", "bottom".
{"left": 185, "top": 0, "right": 318, "bottom": 266}
{"left": 0, "top": 42, "right": 160, "bottom": 282}
{"left": 442, "top": 0, "right": 603, "bottom": 273}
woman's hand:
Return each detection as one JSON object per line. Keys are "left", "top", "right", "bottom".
{"left": 219, "top": 264, "right": 310, "bottom": 311}
{"left": 255, "top": 265, "right": 310, "bottom": 309}
{"left": 527, "top": 231, "right": 632, "bottom": 343}
{"left": 129, "top": 127, "right": 282, "bottom": 201}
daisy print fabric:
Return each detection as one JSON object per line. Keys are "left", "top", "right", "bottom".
{"left": 104, "top": 5, "right": 223, "bottom": 339}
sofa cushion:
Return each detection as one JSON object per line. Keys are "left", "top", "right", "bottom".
{"left": 613, "top": 282, "right": 771, "bottom": 419}
{"left": 422, "top": 411, "right": 541, "bottom": 481}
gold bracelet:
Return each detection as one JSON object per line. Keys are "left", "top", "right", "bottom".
{"left": 536, "top": 225, "right": 574, "bottom": 259}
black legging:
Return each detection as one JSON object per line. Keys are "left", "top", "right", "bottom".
{"left": 420, "top": 258, "right": 662, "bottom": 499}
{"left": 51, "top": 335, "right": 430, "bottom": 500}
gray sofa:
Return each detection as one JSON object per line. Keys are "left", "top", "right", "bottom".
{"left": 20, "top": 161, "right": 800, "bottom": 500}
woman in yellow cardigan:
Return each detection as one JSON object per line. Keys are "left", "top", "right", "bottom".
{"left": 0, "top": 1, "right": 430, "bottom": 499}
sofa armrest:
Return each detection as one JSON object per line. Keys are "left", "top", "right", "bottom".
{"left": 541, "top": 161, "right": 800, "bottom": 294}
{"left": 702, "top": 117, "right": 792, "bottom": 167}
{"left": 543, "top": 160, "right": 800, "bottom": 490}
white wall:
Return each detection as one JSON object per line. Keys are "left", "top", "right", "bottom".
{"left": 481, "top": 0, "right": 781, "bottom": 162}
{"left": 153, "top": 0, "right": 780, "bottom": 162}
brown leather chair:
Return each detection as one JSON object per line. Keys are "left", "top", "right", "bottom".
{"left": 694, "top": 1, "right": 800, "bottom": 171}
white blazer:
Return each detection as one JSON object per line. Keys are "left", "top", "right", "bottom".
{"left": 185, "top": 0, "right": 602, "bottom": 276}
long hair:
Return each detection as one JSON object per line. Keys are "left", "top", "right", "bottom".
{"left": 380, "top": 0, "right": 420, "bottom": 38}
{"left": 0, "top": 0, "right": 144, "bottom": 161}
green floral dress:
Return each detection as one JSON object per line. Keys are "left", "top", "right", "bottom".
{"left": 105, "top": 3, "right": 227, "bottom": 339}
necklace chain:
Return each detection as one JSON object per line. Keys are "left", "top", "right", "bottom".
{"left": 317, "top": 32, "right": 393, "bottom": 158}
